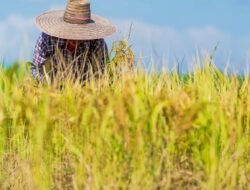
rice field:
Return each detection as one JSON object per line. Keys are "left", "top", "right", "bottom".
{"left": 0, "top": 41, "right": 249, "bottom": 189}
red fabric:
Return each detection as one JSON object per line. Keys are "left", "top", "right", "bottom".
{"left": 67, "top": 42, "right": 77, "bottom": 52}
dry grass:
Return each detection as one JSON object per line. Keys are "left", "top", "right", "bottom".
{"left": 0, "top": 40, "right": 249, "bottom": 189}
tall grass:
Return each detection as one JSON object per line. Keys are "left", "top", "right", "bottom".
{"left": 0, "top": 41, "right": 249, "bottom": 190}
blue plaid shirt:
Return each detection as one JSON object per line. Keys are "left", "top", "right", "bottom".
{"left": 31, "top": 32, "right": 109, "bottom": 82}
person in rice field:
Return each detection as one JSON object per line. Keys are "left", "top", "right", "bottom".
{"left": 31, "top": 0, "right": 116, "bottom": 83}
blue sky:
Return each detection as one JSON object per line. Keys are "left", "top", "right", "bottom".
{"left": 1, "top": 0, "right": 250, "bottom": 73}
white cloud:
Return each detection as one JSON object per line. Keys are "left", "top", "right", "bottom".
{"left": 111, "top": 18, "right": 250, "bottom": 73}
{"left": 0, "top": 24, "right": 5, "bottom": 47}
{"left": 0, "top": 15, "right": 38, "bottom": 63}
{"left": 49, "top": 4, "right": 64, "bottom": 11}
{"left": 0, "top": 15, "right": 249, "bottom": 73}
{"left": 113, "top": 19, "right": 229, "bottom": 52}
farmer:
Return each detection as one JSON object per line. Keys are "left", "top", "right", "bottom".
{"left": 31, "top": 0, "right": 116, "bottom": 83}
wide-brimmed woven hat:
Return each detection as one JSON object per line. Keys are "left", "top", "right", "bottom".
{"left": 35, "top": 0, "right": 116, "bottom": 40}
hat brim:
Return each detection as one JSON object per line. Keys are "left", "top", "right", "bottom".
{"left": 36, "top": 10, "right": 116, "bottom": 40}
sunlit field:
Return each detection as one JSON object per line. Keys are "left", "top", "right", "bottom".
{"left": 0, "top": 41, "right": 249, "bottom": 190}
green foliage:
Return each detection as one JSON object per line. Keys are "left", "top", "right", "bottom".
{"left": 0, "top": 46, "right": 250, "bottom": 189}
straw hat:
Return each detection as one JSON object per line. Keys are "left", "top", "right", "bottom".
{"left": 35, "top": 0, "right": 116, "bottom": 40}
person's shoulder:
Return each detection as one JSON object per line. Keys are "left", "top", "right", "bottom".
{"left": 78, "top": 39, "right": 106, "bottom": 49}
{"left": 97, "top": 38, "right": 105, "bottom": 42}
{"left": 92, "top": 38, "right": 106, "bottom": 45}
{"left": 37, "top": 32, "right": 53, "bottom": 44}
{"left": 40, "top": 32, "right": 51, "bottom": 39}
{"left": 41, "top": 32, "right": 59, "bottom": 41}
{"left": 40, "top": 32, "right": 66, "bottom": 46}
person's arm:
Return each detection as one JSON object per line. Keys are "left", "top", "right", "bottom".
{"left": 91, "top": 39, "right": 109, "bottom": 73}
{"left": 31, "top": 33, "right": 49, "bottom": 82}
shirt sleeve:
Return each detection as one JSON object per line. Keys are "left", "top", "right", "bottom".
{"left": 31, "top": 33, "right": 49, "bottom": 81}
{"left": 91, "top": 39, "right": 109, "bottom": 72}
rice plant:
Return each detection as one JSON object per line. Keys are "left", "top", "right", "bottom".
{"left": 0, "top": 40, "right": 249, "bottom": 190}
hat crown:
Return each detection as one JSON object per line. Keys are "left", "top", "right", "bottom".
{"left": 64, "top": 0, "right": 92, "bottom": 24}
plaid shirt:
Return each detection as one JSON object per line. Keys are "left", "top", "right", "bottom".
{"left": 31, "top": 32, "right": 109, "bottom": 82}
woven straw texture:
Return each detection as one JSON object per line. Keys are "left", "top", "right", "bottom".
{"left": 36, "top": 10, "right": 116, "bottom": 40}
